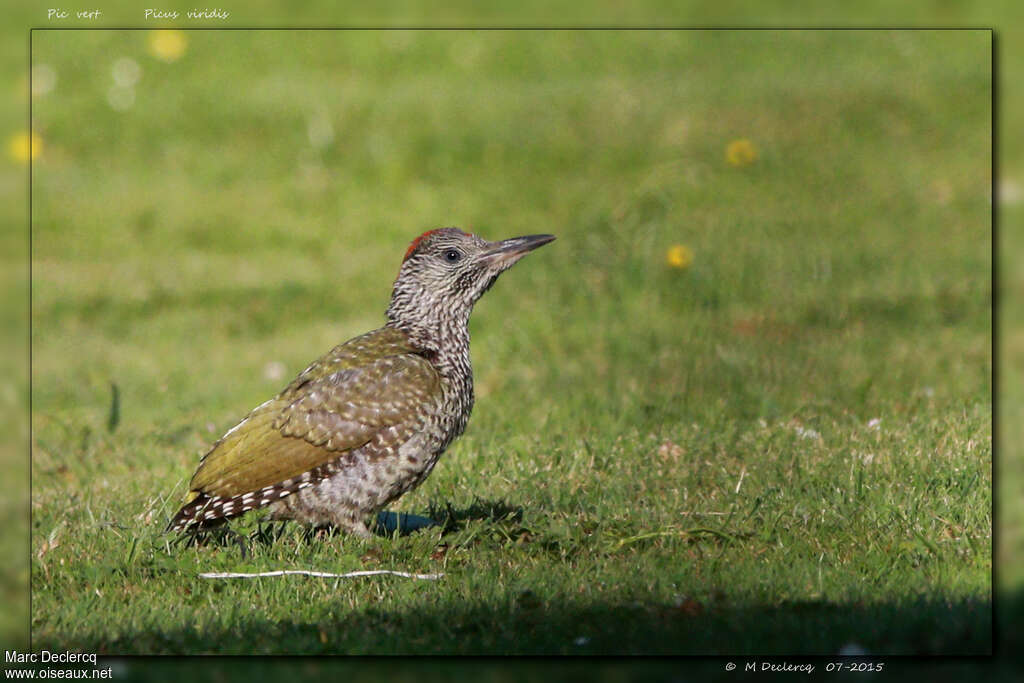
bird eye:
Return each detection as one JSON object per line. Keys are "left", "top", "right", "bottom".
{"left": 443, "top": 249, "right": 462, "bottom": 263}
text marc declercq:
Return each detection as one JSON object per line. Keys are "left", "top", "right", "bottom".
{"left": 5, "top": 651, "right": 99, "bottom": 665}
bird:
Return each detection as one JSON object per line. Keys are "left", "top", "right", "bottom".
{"left": 168, "top": 228, "right": 555, "bottom": 537}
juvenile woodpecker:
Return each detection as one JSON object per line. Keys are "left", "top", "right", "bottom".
{"left": 168, "top": 228, "right": 555, "bottom": 536}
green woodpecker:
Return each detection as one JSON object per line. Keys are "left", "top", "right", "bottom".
{"left": 169, "top": 228, "right": 555, "bottom": 536}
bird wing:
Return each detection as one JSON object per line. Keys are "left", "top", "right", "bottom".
{"left": 186, "top": 331, "right": 441, "bottom": 499}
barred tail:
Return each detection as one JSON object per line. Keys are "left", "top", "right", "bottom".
{"left": 167, "top": 493, "right": 229, "bottom": 532}
{"left": 167, "top": 468, "right": 327, "bottom": 533}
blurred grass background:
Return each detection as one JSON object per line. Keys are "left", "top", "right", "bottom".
{"left": 0, "top": 0, "right": 1016, "bottom": 674}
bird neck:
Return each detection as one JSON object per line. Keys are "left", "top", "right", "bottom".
{"left": 385, "top": 269, "right": 479, "bottom": 386}
{"left": 385, "top": 308, "right": 473, "bottom": 381}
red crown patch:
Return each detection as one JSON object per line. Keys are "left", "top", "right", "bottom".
{"left": 403, "top": 229, "right": 443, "bottom": 262}
{"left": 402, "top": 228, "right": 469, "bottom": 262}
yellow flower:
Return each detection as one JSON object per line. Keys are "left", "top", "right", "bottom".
{"left": 666, "top": 244, "right": 694, "bottom": 269}
{"left": 148, "top": 30, "right": 188, "bottom": 62}
{"left": 725, "top": 138, "right": 758, "bottom": 167}
{"left": 8, "top": 131, "right": 42, "bottom": 163}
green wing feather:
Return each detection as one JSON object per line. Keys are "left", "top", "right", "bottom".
{"left": 186, "top": 327, "right": 440, "bottom": 498}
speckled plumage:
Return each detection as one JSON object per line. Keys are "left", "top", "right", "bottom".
{"left": 169, "top": 228, "right": 555, "bottom": 536}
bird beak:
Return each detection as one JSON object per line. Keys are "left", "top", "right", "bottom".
{"left": 482, "top": 234, "right": 557, "bottom": 267}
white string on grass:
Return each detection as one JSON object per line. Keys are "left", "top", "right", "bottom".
{"left": 199, "top": 569, "right": 444, "bottom": 580}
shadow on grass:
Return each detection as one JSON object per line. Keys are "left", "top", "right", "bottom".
{"left": 425, "top": 497, "right": 524, "bottom": 533}
{"left": 168, "top": 498, "right": 524, "bottom": 553}
{"left": 375, "top": 498, "right": 525, "bottom": 537}
{"left": 41, "top": 591, "right": 992, "bottom": 657}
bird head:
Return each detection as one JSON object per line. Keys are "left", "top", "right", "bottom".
{"left": 386, "top": 227, "right": 555, "bottom": 332}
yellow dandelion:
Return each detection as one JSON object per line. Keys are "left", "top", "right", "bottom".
{"left": 725, "top": 138, "right": 758, "bottom": 167}
{"left": 148, "top": 30, "right": 188, "bottom": 62}
{"left": 666, "top": 244, "right": 694, "bottom": 269}
{"left": 8, "top": 131, "right": 42, "bottom": 163}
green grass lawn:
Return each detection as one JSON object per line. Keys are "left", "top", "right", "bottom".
{"left": 29, "top": 29, "right": 991, "bottom": 654}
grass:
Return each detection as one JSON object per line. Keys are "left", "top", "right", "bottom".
{"left": 29, "top": 29, "right": 991, "bottom": 655}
